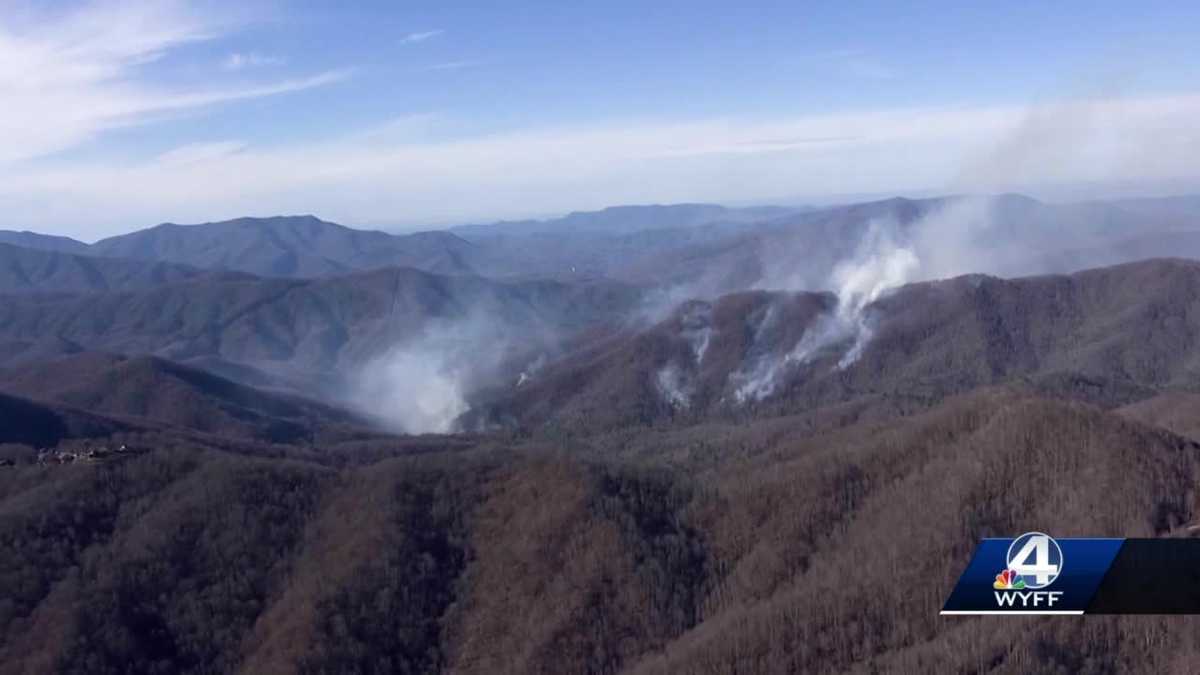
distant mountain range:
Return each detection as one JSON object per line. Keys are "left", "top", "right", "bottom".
{"left": 450, "top": 203, "right": 802, "bottom": 238}
{"left": 0, "top": 205, "right": 798, "bottom": 281}
{"left": 91, "top": 215, "right": 482, "bottom": 278}
{"left": 0, "top": 241, "right": 248, "bottom": 294}
{"left": 5, "top": 194, "right": 1200, "bottom": 291}
{"left": 0, "top": 208, "right": 782, "bottom": 284}
{"left": 1, "top": 215, "right": 481, "bottom": 278}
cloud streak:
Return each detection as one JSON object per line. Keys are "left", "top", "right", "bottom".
{"left": 400, "top": 29, "right": 443, "bottom": 44}
{"left": 0, "top": 1, "right": 347, "bottom": 165}
{"left": 223, "top": 52, "right": 284, "bottom": 70}
{"left": 155, "top": 140, "right": 247, "bottom": 166}
{"left": 417, "top": 60, "right": 483, "bottom": 72}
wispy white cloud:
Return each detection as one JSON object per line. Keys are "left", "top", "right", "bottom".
{"left": 348, "top": 113, "right": 445, "bottom": 143}
{"left": 417, "top": 59, "right": 483, "bottom": 72}
{"left": 400, "top": 29, "right": 443, "bottom": 44}
{"left": 155, "top": 140, "right": 247, "bottom": 166}
{"left": 0, "top": 1, "right": 347, "bottom": 165}
{"left": 141, "top": 70, "right": 353, "bottom": 111}
{"left": 223, "top": 51, "right": 284, "bottom": 70}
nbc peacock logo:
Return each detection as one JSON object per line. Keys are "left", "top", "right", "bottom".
{"left": 989, "top": 532, "right": 1066, "bottom": 610}
{"left": 993, "top": 569, "right": 1026, "bottom": 590}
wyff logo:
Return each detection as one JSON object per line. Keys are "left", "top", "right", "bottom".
{"left": 993, "top": 532, "right": 1064, "bottom": 608}
{"left": 943, "top": 532, "right": 1125, "bottom": 615}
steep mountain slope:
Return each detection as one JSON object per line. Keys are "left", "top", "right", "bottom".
{"left": 474, "top": 258, "right": 1200, "bottom": 433}
{"left": 0, "top": 353, "right": 364, "bottom": 443}
{"left": 624, "top": 388, "right": 1199, "bottom": 675}
{"left": 0, "top": 266, "right": 643, "bottom": 392}
{"left": 0, "top": 391, "right": 133, "bottom": 447}
{"left": 90, "top": 215, "right": 482, "bottom": 278}
{"left": 0, "top": 242, "right": 245, "bottom": 294}
{"left": 1118, "top": 390, "right": 1200, "bottom": 441}
{"left": 1, "top": 387, "right": 1197, "bottom": 673}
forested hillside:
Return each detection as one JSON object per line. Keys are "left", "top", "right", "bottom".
{"left": 2, "top": 384, "right": 1199, "bottom": 673}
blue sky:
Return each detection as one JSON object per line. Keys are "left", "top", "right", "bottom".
{"left": 3, "top": 1, "right": 1200, "bottom": 239}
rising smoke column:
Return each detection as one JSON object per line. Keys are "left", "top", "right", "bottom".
{"left": 348, "top": 312, "right": 537, "bottom": 434}
{"left": 729, "top": 86, "right": 1175, "bottom": 405}
{"left": 516, "top": 354, "right": 547, "bottom": 387}
{"left": 680, "top": 301, "right": 714, "bottom": 363}
{"left": 733, "top": 219, "right": 920, "bottom": 402}
{"left": 353, "top": 343, "right": 469, "bottom": 433}
{"left": 655, "top": 363, "right": 691, "bottom": 408}
{"left": 824, "top": 219, "right": 920, "bottom": 368}
{"left": 653, "top": 301, "right": 713, "bottom": 408}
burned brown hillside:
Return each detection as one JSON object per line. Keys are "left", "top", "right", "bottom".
{"left": 4, "top": 382, "right": 1200, "bottom": 673}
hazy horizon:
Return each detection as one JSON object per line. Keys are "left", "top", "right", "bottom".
{"left": 9, "top": 184, "right": 1200, "bottom": 244}
{"left": 4, "top": 1, "right": 1200, "bottom": 239}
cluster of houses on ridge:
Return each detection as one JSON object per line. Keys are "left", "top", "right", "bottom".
{"left": 0, "top": 444, "right": 150, "bottom": 468}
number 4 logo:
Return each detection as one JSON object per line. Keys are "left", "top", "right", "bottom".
{"left": 1006, "top": 532, "right": 1063, "bottom": 589}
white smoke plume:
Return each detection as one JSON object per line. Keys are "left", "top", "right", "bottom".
{"left": 679, "top": 302, "right": 714, "bottom": 364}
{"left": 516, "top": 354, "right": 547, "bottom": 387}
{"left": 732, "top": 356, "right": 786, "bottom": 403}
{"left": 729, "top": 91, "right": 1124, "bottom": 404}
{"left": 352, "top": 343, "right": 469, "bottom": 434}
{"left": 655, "top": 363, "right": 692, "bottom": 408}
{"left": 652, "top": 302, "right": 713, "bottom": 407}
{"left": 690, "top": 327, "right": 712, "bottom": 363}
{"left": 730, "top": 303, "right": 787, "bottom": 402}
{"left": 826, "top": 220, "right": 920, "bottom": 367}
{"left": 732, "top": 220, "right": 920, "bottom": 402}
{"left": 348, "top": 314, "right": 534, "bottom": 434}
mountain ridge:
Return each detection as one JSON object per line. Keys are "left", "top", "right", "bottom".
{"left": 89, "top": 215, "right": 481, "bottom": 278}
{"left": 7, "top": 193, "right": 1200, "bottom": 291}
{"left": 470, "top": 257, "right": 1200, "bottom": 433}
{"left": 0, "top": 230, "right": 90, "bottom": 254}
{"left": 0, "top": 241, "right": 251, "bottom": 295}
{"left": 0, "top": 263, "right": 645, "bottom": 408}
{"left": 0, "top": 352, "right": 367, "bottom": 443}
